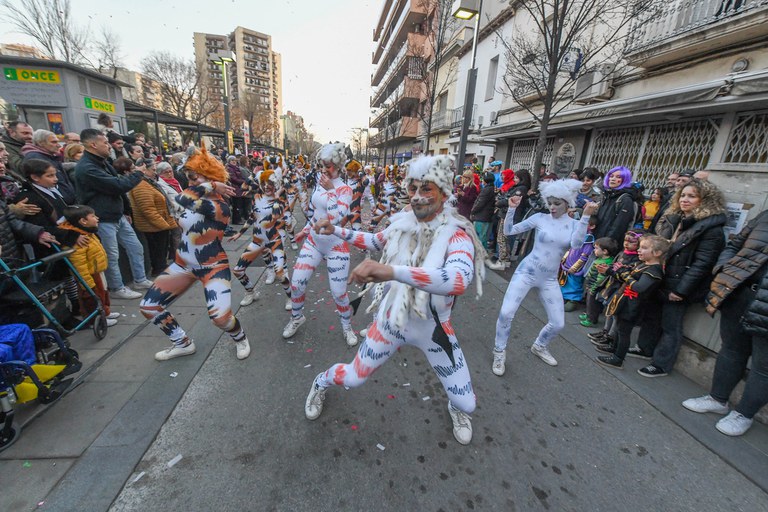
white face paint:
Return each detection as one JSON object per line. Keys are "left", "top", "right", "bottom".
{"left": 408, "top": 179, "right": 444, "bottom": 221}
{"left": 547, "top": 197, "right": 568, "bottom": 218}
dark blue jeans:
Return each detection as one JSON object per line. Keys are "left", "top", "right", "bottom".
{"left": 638, "top": 299, "right": 689, "bottom": 372}
{"left": 710, "top": 284, "right": 768, "bottom": 419}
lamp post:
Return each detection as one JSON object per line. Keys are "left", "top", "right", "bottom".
{"left": 362, "top": 128, "right": 369, "bottom": 165}
{"left": 210, "top": 50, "right": 235, "bottom": 154}
{"left": 453, "top": 0, "right": 483, "bottom": 172}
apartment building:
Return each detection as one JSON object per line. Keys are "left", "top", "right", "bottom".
{"left": 194, "top": 27, "right": 283, "bottom": 146}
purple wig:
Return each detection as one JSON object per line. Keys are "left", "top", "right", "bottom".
{"left": 603, "top": 166, "right": 633, "bottom": 190}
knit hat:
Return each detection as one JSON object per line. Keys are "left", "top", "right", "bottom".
{"left": 538, "top": 178, "right": 582, "bottom": 207}
{"left": 405, "top": 155, "right": 454, "bottom": 197}
{"left": 185, "top": 144, "right": 229, "bottom": 183}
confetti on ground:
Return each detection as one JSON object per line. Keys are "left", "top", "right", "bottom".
{"left": 328, "top": 325, "right": 335, "bottom": 331}
{"left": 23, "top": 461, "right": 31, "bottom": 468}
{"left": 131, "top": 314, "right": 136, "bottom": 317}
{"left": 121, "top": 314, "right": 127, "bottom": 317}
{"left": 387, "top": 394, "right": 395, "bottom": 399}
{"left": 38, "top": 501, "right": 45, "bottom": 506}
{"left": 304, "top": 364, "right": 312, "bottom": 368}
{"left": 402, "top": 383, "right": 411, "bottom": 387}
{"left": 169, "top": 372, "right": 178, "bottom": 378}
{"left": 351, "top": 425, "right": 358, "bottom": 431}
{"left": 376, "top": 443, "right": 386, "bottom": 451}
{"left": 287, "top": 341, "right": 294, "bottom": 344}
{"left": 167, "top": 454, "right": 183, "bottom": 468}
{"left": 131, "top": 471, "right": 146, "bottom": 484}
{"left": 306, "top": 349, "right": 313, "bottom": 353}
{"left": 422, "top": 396, "right": 431, "bottom": 401}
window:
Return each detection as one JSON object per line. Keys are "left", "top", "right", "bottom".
{"left": 486, "top": 56, "right": 499, "bottom": 101}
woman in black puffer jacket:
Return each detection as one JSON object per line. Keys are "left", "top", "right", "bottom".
{"left": 470, "top": 172, "right": 497, "bottom": 250}
{"left": 493, "top": 169, "right": 530, "bottom": 266}
{"left": 680, "top": 209, "right": 768, "bottom": 436}
{"left": 592, "top": 166, "right": 636, "bottom": 244}
{"left": 636, "top": 179, "right": 727, "bottom": 377}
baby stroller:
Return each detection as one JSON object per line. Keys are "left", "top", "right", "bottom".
{"left": 0, "top": 326, "right": 82, "bottom": 451}
{"left": 0, "top": 245, "right": 109, "bottom": 340}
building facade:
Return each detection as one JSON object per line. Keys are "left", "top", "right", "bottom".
{"left": 193, "top": 27, "right": 283, "bottom": 147}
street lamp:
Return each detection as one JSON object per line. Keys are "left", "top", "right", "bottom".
{"left": 453, "top": 0, "right": 483, "bottom": 172}
{"left": 210, "top": 50, "right": 235, "bottom": 154}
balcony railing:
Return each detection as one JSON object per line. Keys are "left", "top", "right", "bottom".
{"left": 420, "top": 110, "right": 450, "bottom": 135}
{"left": 450, "top": 105, "right": 477, "bottom": 130}
{"left": 625, "top": 0, "right": 768, "bottom": 54}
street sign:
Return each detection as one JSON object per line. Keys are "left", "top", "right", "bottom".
{"left": 83, "top": 96, "right": 116, "bottom": 113}
{"left": 242, "top": 120, "right": 250, "bottom": 145}
{"left": 3, "top": 67, "right": 61, "bottom": 83}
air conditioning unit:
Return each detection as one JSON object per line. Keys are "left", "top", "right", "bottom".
{"left": 489, "top": 111, "right": 498, "bottom": 125}
{"left": 477, "top": 115, "right": 484, "bottom": 128}
{"left": 573, "top": 66, "right": 614, "bottom": 103}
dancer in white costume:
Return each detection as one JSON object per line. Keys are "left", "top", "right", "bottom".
{"left": 492, "top": 179, "right": 599, "bottom": 373}
{"left": 304, "top": 155, "right": 486, "bottom": 445}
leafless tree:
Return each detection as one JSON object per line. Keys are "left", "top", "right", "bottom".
{"left": 412, "top": 0, "right": 462, "bottom": 154}
{"left": 496, "top": 0, "right": 657, "bottom": 189}
{"left": 141, "top": 52, "right": 219, "bottom": 124}
{"left": 232, "top": 92, "right": 277, "bottom": 144}
{"left": 1, "top": 0, "right": 89, "bottom": 64}
{"left": 349, "top": 128, "right": 366, "bottom": 158}
{"left": 92, "top": 26, "right": 124, "bottom": 78}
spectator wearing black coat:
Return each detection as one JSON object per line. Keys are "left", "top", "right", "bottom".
{"left": 592, "top": 166, "right": 636, "bottom": 245}
{"left": 471, "top": 172, "right": 497, "bottom": 250}
{"left": 636, "top": 179, "right": 727, "bottom": 377}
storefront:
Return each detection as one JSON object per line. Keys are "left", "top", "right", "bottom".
{"left": 0, "top": 56, "right": 128, "bottom": 135}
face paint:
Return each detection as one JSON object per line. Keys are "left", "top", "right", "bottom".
{"left": 547, "top": 197, "right": 568, "bottom": 218}
{"left": 409, "top": 179, "right": 444, "bottom": 221}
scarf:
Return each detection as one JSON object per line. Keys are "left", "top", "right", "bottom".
{"left": 500, "top": 170, "right": 515, "bottom": 193}
{"left": 366, "top": 206, "right": 486, "bottom": 330}
{"left": 161, "top": 176, "right": 182, "bottom": 193}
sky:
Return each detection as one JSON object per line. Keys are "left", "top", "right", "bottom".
{"left": 0, "top": 0, "right": 380, "bottom": 145}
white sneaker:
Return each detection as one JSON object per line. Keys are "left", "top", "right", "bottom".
{"left": 106, "top": 318, "right": 118, "bottom": 327}
{"left": 235, "top": 338, "right": 251, "bottom": 360}
{"left": 531, "top": 343, "right": 558, "bottom": 366}
{"left": 155, "top": 341, "right": 196, "bottom": 361}
{"left": 448, "top": 403, "right": 473, "bottom": 445}
{"left": 492, "top": 350, "right": 506, "bottom": 376}
{"left": 282, "top": 315, "right": 306, "bottom": 338}
{"left": 682, "top": 395, "right": 729, "bottom": 415}
{"left": 240, "top": 290, "right": 260, "bottom": 306}
{"left": 305, "top": 373, "right": 326, "bottom": 420}
{"left": 264, "top": 268, "right": 276, "bottom": 285}
{"left": 343, "top": 327, "right": 358, "bottom": 347}
{"left": 107, "top": 312, "right": 121, "bottom": 320}
{"left": 132, "top": 279, "right": 154, "bottom": 289}
{"left": 110, "top": 287, "right": 143, "bottom": 300}
{"left": 716, "top": 411, "right": 753, "bottom": 436}
{"left": 291, "top": 242, "right": 299, "bottom": 251}
{"left": 285, "top": 297, "right": 293, "bottom": 311}
{"left": 485, "top": 259, "right": 506, "bottom": 271}
{"left": 359, "top": 328, "right": 368, "bottom": 337}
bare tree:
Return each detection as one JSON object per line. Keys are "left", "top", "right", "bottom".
{"left": 92, "top": 26, "right": 124, "bottom": 78}
{"left": 497, "top": 0, "right": 657, "bottom": 189}
{"left": 412, "top": 0, "right": 462, "bottom": 154}
{"left": 233, "top": 92, "right": 277, "bottom": 144}
{"left": 141, "top": 52, "right": 219, "bottom": 124}
{"left": 1, "top": 0, "right": 89, "bottom": 64}
{"left": 349, "top": 128, "right": 366, "bottom": 158}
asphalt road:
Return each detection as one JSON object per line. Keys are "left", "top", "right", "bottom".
{"left": 107, "top": 237, "right": 767, "bottom": 512}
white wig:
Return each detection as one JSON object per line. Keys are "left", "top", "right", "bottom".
{"left": 316, "top": 142, "right": 347, "bottom": 170}
{"left": 404, "top": 155, "right": 454, "bottom": 196}
{"left": 539, "top": 178, "right": 583, "bottom": 207}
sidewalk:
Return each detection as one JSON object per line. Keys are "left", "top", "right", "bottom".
{"left": 1, "top": 247, "right": 766, "bottom": 511}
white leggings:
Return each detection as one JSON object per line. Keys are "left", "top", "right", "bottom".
{"left": 494, "top": 271, "right": 565, "bottom": 352}
{"left": 317, "top": 316, "right": 476, "bottom": 414}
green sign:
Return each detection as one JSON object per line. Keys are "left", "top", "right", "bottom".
{"left": 83, "top": 96, "right": 116, "bottom": 113}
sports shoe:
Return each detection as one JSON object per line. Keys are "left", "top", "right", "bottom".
{"left": 579, "top": 319, "right": 597, "bottom": 327}
{"left": 448, "top": 403, "right": 473, "bottom": 445}
{"left": 590, "top": 334, "right": 613, "bottom": 346}
{"left": 110, "top": 287, "right": 143, "bottom": 300}
{"left": 531, "top": 343, "right": 558, "bottom": 366}
{"left": 291, "top": 242, "right": 299, "bottom": 251}
{"left": 106, "top": 318, "right": 118, "bottom": 327}
{"left": 155, "top": 340, "right": 196, "bottom": 361}
{"left": 240, "top": 290, "right": 260, "bottom": 306}
{"left": 264, "top": 268, "right": 276, "bottom": 285}
{"left": 637, "top": 364, "right": 667, "bottom": 378}
{"left": 107, "top": 312, "right": 121, "bottom": 320}
{"left": 716, "top": 411, "right": 753, "bottom": 436}
{"left": 359, "top": 328, "right": 368, "bottom": 337}
{"left": 492, "top": 350, "right": 506, "bottom": 376}
{"left": 282, "top": 315, "right": 306, "bottom": 339}
{"left": 578, "top": 313, "right": 589, "bottom": 321}
{"left": 594, "top": 342, "right": 615, "bottom": 354}
{"left": 564, "top": 301, "right": 578, "bottom": 312}
{"left": 682, "top": 395, "right": 729, "bottom": 415}
{"left": 285, "top": 297, "right": 293, "bottom": 311}
{"left": 596, "top": 354, "right": 623, "bottom": 369}
{"left": 132, "top": 279, "right": 154, "bottom": 290}
{"left": 485, "top": 259, "right": 506, "bottom": 271}
{"left": 626, "top": 346, "right": 652, "bottom": 360}
{"left": 235, "top": 338, "right": 251, "bottom": 360}
{"left": 305, "top": 373, "right": 326, "bottom": 420}
{"left": 587, "top": 329, "right": 608, "bottom": 341}
{"left": 343, "top": 327, "right": 358, "bottom": 347}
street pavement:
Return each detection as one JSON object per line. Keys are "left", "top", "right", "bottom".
{"left": 2, "top": 228, "right": 768, "bottom": 511}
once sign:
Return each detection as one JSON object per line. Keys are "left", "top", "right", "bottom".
{"left": 3, "top": 67, "right": 61, "bottom": 84}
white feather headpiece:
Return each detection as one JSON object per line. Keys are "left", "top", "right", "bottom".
{"left": 316, "top": 142, "right": 346, "bottom": 170}
{"left": 538, "top": 178, "right": 583, "bottom": 207}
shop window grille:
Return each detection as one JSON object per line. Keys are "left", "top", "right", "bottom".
{"left": 509, "top": 137, "right": 554, "bottom": 171}
{"left": 723, "top": 112, "right": 768, "bottom": 164}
